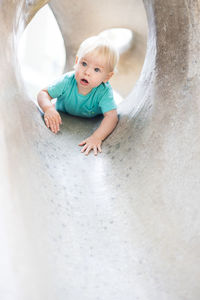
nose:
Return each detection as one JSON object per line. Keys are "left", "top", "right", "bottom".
{"left": 84, "top": 67, "right": 91, "bottom": 76}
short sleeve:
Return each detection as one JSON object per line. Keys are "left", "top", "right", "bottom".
{"left": 98, "top": 86, "right": 117, "bottom": 114}
{"left": 47, "top": 74, "right": 69, "bottom": 99}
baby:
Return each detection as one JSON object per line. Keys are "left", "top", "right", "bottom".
{"left": 37, "top": 35, "right": 119, "bottom": 156}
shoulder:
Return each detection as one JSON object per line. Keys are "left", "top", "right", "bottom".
{"left": 47, "top": 71, "right": 75, "bottom": 98}
{"left": 97, "top": 81, "right": 117, "bottom": 114}
{"left": 99, "top": 81, "right": 112, "bottom": 91}
{"left": 96, "top": 81, "right": 113, "bottom": 95}
{"left": 56, "top": 71, "right": 76, "bottom": 89}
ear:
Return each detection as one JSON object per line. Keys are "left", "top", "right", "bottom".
{"left": 103, "top": 71, "right": 114, "bottom": 83}
{"left": 75, "top": 56, "right": 79, "bottom": 64}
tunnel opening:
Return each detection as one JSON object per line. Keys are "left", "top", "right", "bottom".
{"left": 18, "top": 4, "right": 66, "bottom": 102}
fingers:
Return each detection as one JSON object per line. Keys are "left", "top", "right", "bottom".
{"left": 46, "top": 118, "right": 59, "bottom": 133}
{"left": 80, "top": 143, "right": 101, "bottom": 156}
{"left": 84, "top": 145, "right": 93, "bottom": 156}
{"left": 44, "top": 117, "right": 50, "bottom": 128}
{"left": 44, "top": 114, "right": 62, "bottom": 133}
{"left": 93, "top": 146, "right": 98, "bottom": 156}
{"left": 51, "top": 120, "right": 59, "bottom": 133}
{"left": 81, "top": 144, "right": 89, "bottom": 153}
{"left": 97, "top": 145, "right": 102, "bottom": 153}
{"left": 79, "top": 140, "right": 86, "bottom": 146}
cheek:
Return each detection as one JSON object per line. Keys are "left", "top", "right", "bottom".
{"left": 75, "top": 68, "right": 80, "bottom": 80}
{"left": 95, "top": 73, "right": 102, "bottom": 81}
{"left": 97, "top": 74, "right": 106, "bottom": 83}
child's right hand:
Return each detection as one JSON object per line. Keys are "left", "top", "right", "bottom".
{"left": 44, "top": 106, "right": 62, "bottom": 133}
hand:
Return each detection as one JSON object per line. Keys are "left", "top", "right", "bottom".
{"left": 44, "top": 106, "right": 62, "bottom": 133}
{"left": 79, "top": 135, "right": 102, "bottom": 156}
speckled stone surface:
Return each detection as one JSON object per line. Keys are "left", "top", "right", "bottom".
{"left": 1, "top": 1, "right": 200, "bottom": 300}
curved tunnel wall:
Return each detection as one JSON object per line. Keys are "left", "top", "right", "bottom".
{"left": 1, "top": 1, "right": 200, "bottom": 299}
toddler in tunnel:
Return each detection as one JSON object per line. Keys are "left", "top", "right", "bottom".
{"left": 37, "top": 35, "right": 119, "bottom": 156}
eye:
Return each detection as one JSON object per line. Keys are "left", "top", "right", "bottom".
{"left": 94, "top": 68, "right": 100, "bottom": 72}
{"left": 81, "top": 61, "right": 87, "bottom": 67}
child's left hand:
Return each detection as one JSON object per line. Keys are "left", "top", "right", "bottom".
{"left": 79, "top": 135, "right": 102, "bottom": 156}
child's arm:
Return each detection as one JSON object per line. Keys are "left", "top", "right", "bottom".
{"left": 37, "top": 89, "right": 62, "bottom": 133}
{"left": 79, "top": 109, "right": 118, "bottom": 156}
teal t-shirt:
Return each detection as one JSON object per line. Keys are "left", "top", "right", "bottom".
{"left": 47, "top": 71, "right": 117, "bottom": 118}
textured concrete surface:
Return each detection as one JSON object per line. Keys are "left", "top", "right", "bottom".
{"left": 1, "top": 1, "right": 200, "bottom": 300}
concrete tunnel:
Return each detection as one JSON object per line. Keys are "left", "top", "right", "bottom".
{"left": 1, "top": 0, "right": 200, "bottom": 299}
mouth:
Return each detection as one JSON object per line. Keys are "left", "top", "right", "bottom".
{"left": 80, "top": 78, "right": 89, "bottom": 86}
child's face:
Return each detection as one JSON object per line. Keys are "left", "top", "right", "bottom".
{"left": 75, "top": 52, "right": 113, "bottom": 95}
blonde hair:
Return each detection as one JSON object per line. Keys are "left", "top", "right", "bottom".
{"left": 76, "top": 35, "right": 119, "bottom": 72}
